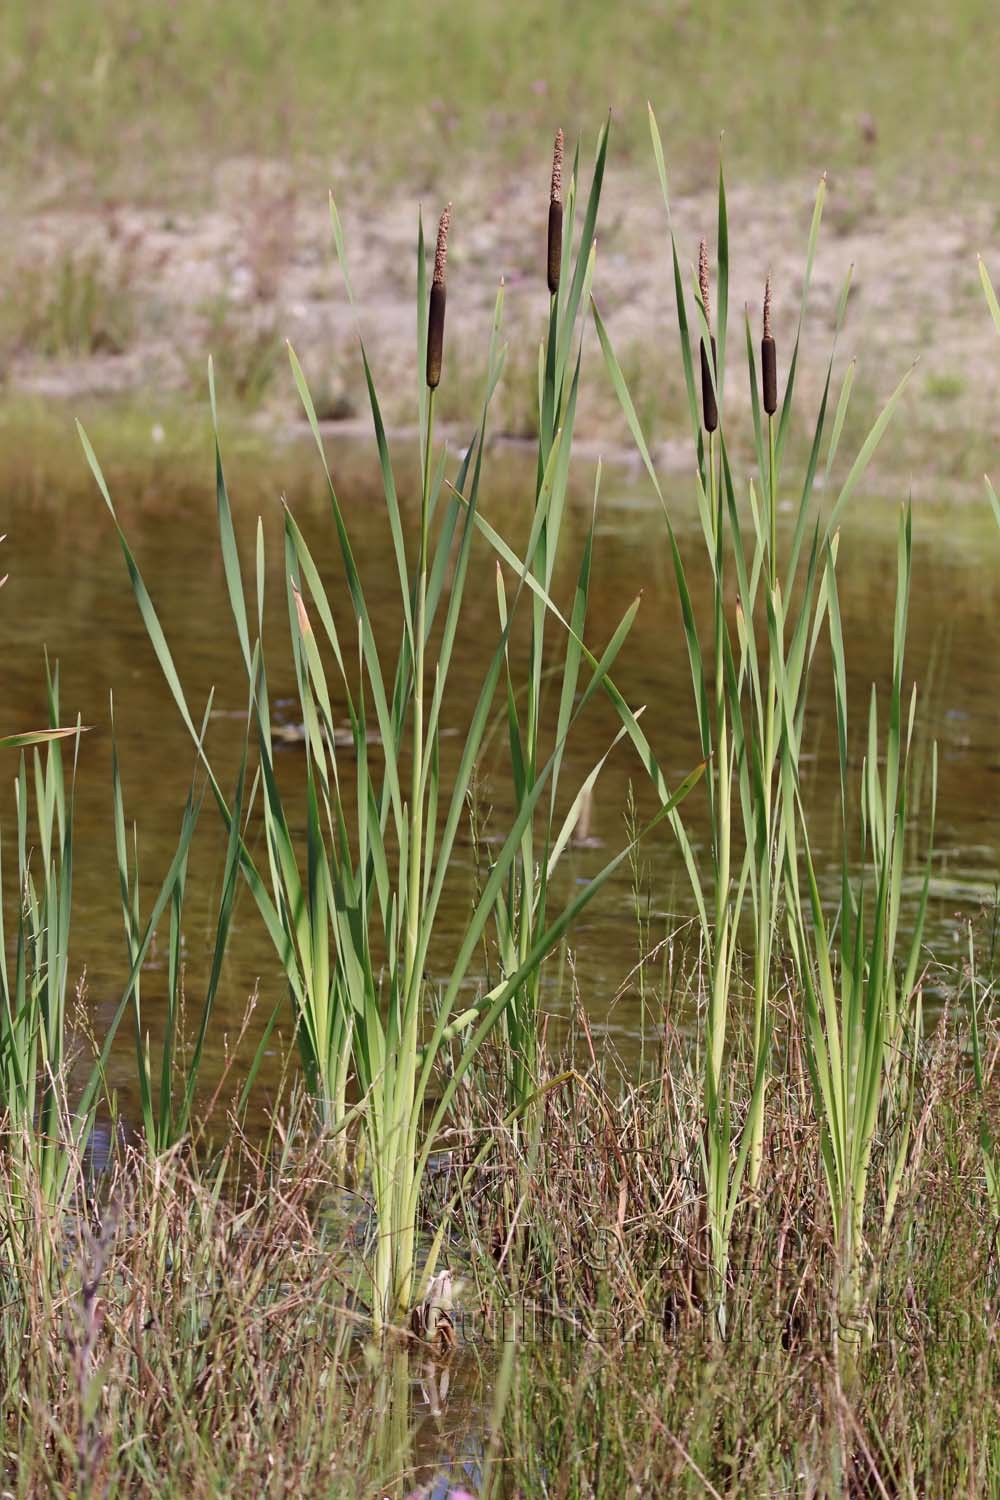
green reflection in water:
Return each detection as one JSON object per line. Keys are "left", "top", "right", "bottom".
{"left": 6, "top": 438, "right": 999, "bottom": 1116}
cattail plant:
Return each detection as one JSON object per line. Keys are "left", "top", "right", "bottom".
{"left": 110, "top": 703, "right": 260, "bottom": 1155}
{"left": 79, "top": 135, "right": 702, "bottom": 1335}
{"left": 547, "top": 129, "right": 563, "bottom": 296}
{"left": 490, "top": 124, "right": 607, "bottom": 1119}
{"left": 786, "top": 509, "right": 934, "bottom": 1385}
{"left": 487, "top": 122, "right": 651, "bottom": 1124}
{"left": 411, "top": 204, "right": 450, "bottom": 1037}
{"left": 0, "top": 678, "right": 79, "bottom": 1228}
{"left": 594, "top": 109, "right": 915, "bottom": 1333}
{"left": 0, "top": 611, "right": 95, "bottom": 1230}
{"left": 0, "top": 662, "right": 184, "bottom": 1250}
{"left": 455, "top": 126, "right": 701, "bottom": 1159}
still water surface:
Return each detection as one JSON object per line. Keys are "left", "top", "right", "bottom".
{"left": 6, "top": 436, "right": 1000, "bottom": 1118}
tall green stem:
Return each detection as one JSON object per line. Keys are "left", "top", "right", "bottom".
{"left": 405, "top": 392, "right": 435, "bottom": 995}
{"left": 709, "top": 431, "right": 729, "bottom": 1094}
{"left": 390, "top": 390, "right": 436, "bottom": 1319}
{"left": 749, "top": 412, "right": 779, "bottom": 1190}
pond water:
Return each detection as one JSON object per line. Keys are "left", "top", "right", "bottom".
{"left": 5, "top": 432, "right": 1000, "bottom": 1121}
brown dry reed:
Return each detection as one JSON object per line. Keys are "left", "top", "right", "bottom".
{"left": 426, "top": 203, "right": 451, "bottom": 390}
{"left": 762, "top": 272, "right": 778, "bottom": 416}
{"left": 547, "top": 128, "right": 564, "bottom": 296}
{"left": 698, "top": 239, "right": 718, "bottom": 433}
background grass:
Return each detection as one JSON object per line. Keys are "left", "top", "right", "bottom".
{"left": 3, "top": 1, "right": 997, "bottom": 490}
{"left": 2, "top": 0, "right": 997, "bottom": 201}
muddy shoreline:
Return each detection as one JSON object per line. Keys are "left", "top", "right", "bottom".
{"left": 2, "top": 157, "right": 998, "bottom": 503}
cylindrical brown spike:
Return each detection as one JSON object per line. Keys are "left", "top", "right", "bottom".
{"left": 547, "top": 199, "right": 563, "bottom": 296}
{"left": 426, "top": 204, "right": 451, "bottom": 390}
{"left": 761, "top": 272, "right": 777, "bottom": 414}
{"left": 547, "top": 129, "right": 564, "bottom": 295}
{"left": 761, "top": 337, "right": 777, "bottom": 416}
{"left": 701, "top": 335, "right": 718, "bottom": 433}
{"left": 427, "top": 282, "right": 446, "bottom": 389}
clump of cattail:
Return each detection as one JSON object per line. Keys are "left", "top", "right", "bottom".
{"left": 761, "top": 273, "right": 778, "bottom": 416}
{"left": 426, "top": 203, "right": 451, "bottom": 390}
{"left": 698, "top": 239, "right": 718, "bottom": 433}
{"left": 547, "top": 129, "right": 564, "bottom": 296}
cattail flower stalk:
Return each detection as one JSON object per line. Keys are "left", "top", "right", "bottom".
{"left": 762, "top": 274, "right": 779, "bottom": 586}
{"left": 409, "top": 204, "right": 451, "bottom": 1092}
{"left": 547, "top": 129, "right": 564, "bottom": 296}
{"left": 426, "top": 204, "right": 450, "bottom": 390}
{"left": 761, "top": 273, "right": 778, "bottom": 416}
{"left": 698, "top": 240, "right": 718, "bottom": 434}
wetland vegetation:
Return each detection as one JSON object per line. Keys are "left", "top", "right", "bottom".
{"left": 5, "top": 13, "right": 1000, "bottom": 1495}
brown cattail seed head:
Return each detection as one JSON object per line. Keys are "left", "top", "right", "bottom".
{"left": 761, "top": 273, "right": 777, "bottom": 416}
{"left": 698, "top": 238, "right": 712, "bottom": 330}
{"left": 698, "top": 240, "right": 717, "bottom": 430}
{"left": 547, "top": 129, "right": 564, "bottom": 295}
{"left": 426, "top": 203, "right": 450, "bottom": 389}
{"left": 701, "top": 334, "right": 718, "bottom": 433}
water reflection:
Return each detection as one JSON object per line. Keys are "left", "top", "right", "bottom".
{"left": 6, "top": 437, "right": 1000, "bottom": 1112}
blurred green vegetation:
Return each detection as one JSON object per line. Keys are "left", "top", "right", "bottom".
{"left": 1, "top": 0, "right": 996, "bottom": 198}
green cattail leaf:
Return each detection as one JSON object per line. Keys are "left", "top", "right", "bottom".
{"left": 591, "top": 298, "right": 663, "bottom": 506}
{"left": 0, "top": 727, "right": 84, "bottom": 750}
{"left": 547, "top": 719, "right": 631, "bottom": 880}
{"left": 556, "top": 118, "right": 609, "bottom": 382}
{"left": 329, "top": 194, "right": 357, "bottom": 308}
{"left": 986, "top": 474, "right": 1000, "bottom": 530}
{"left": 647, "top": 103, "right": 701, "bottom": 442}
{"left": 79, "top": 421, "right": 204, "bottom": 753}
{"left": 414, "top": 756, "right": 705, "bottom": 1157}
{"left": 826, "top": 363, "right": 916, "bottom": 533}
{"left": 980, "top": 255, "right": 1000, "bottom": 337}
{"left": 417, "top": 208, "right": 429, "bottom": 450}
{"left": 288, "top": 342, "right": 404, "bottom": 835}
{"left": 745, "top": 309, "right": 767, "bottom": 486}
{"left": 776, "top": 176, "right": 828, "bottom": 468}
{"left": 212, "top": 428, "right": 254, "bottom": 680}
{"left": 716, "top": 156, "right": 729, "bottom": 403}
{"left": 823, "top": 357, "right": 857, "bottom": 486}
{"left": 360, "top": 347, "right": 414, "bottom": 652}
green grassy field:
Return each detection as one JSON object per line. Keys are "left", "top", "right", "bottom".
{"left": 2, "top": 0, "right": 998, "bottom": 199}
